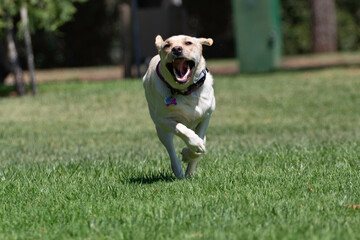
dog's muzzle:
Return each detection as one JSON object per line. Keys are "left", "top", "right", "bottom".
{"left": 166, "top": 58, "right": 195, "bottom": 84}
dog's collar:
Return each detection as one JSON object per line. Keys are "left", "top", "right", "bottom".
{"left": 156, "top": 61, "right": 208, "bottom": 96}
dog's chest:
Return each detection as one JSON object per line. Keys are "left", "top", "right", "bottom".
{"left": 163, "top": 91, "right": 214, "bottom": 125}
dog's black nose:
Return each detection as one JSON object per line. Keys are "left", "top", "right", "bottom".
{"left": 172, "top": 46, "right": 183, "bottom": 56}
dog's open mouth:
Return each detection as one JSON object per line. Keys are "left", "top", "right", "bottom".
{"left": 166, "top": 58, "right": 195, "bottom": 84}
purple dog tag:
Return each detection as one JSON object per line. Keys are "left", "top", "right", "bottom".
{"left": 165, "top": 96, "right": 177, "bottom": 107}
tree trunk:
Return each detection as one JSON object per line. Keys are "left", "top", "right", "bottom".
{"left": 20, "top": 4, "right": 37, "bottom": 95}
{"left": 310, "top": 0, "right": 337, "bottom": 53}
{"left": 119, "top": 1, "right": 133, "bottom": 78}
{"left": 131, "top": 0, "right": 141, "bottom": 77}
{"left": 5, "top": 12, "right": 26, "bottom": 96}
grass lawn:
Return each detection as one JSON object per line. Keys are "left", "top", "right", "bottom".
{"left": 0, "top": 66, "right": 359, "bottom": 239}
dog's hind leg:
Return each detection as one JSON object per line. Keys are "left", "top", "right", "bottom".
{"left": 156, "top": 126, "right": 184, "bottom": 179}
{"left": 184, "top": 114, "right": 211, "bottom": 177}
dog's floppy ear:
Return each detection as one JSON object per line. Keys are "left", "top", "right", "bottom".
{"left": 155, "top": 35, "right": 164, "bottom": 51}
{"left": 198, "top": 38, "right": 213, "bottom": 46}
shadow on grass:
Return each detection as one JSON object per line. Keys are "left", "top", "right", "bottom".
{"left": 126, "top": 171, "right": 175, "bottom": 184}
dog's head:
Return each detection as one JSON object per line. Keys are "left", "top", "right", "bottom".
{"left": 155, "top": 35, "right": 213, "bottom": 88}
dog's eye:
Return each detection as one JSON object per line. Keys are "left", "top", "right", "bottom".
{"left": 185, "top": 41, "right": 192, "bottom": 45}
{"left": 164, "top": 43, "right": 171, "bottom": 48}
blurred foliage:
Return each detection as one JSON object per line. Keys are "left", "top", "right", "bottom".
{"left": 26, "top": 0, "right": 88, "bottom": 32}
{"left": 32, "top": 0, "right": 118, "bottom": 68}
{"left": 281, "top": 0, "right": 360, "bottom": 54}
{"left": 336, "top": 0, "right": 360, "bottom": 51}
{"left": 0, "top": 0, "right": 89, "bottom": 82}
{"left": 1, "top": 0, "right": 360, "bottom": 69}
{"left": 0, "top": 0, "right": 88, "bottom": 34}
{"left": 185, "top": 0, "right": 360, "bottom": 56}
{"left": 337, "top": 9, "right": 359, "bottom": 51}
{"left": 281, "top": 0, "right": 312, "bottom": 54}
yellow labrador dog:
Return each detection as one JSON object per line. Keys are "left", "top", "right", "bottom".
{"left": 143, "top": 35, "right": 215, "bottom": 179}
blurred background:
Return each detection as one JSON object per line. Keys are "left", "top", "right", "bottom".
{"left": 1, "top": 0, "right": 360, "bottom": 95}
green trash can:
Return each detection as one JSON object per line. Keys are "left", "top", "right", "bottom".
{"left": 232, "top": 0, "right": 282, "bottom": 73}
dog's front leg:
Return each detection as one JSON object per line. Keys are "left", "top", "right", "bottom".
{"left": 156, "top": 118, "right": 206, "bottom": 179}
{"left": 183, "top": 114, "right": 211, "bottom": 177}
{"left": 156, "top": 126, "right": 184, "bottom": 179}
{"left": 157, "top": 118, "right": 206, "bottom": 154}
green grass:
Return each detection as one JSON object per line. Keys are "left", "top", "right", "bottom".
{"left": 0, "top": 67, "right": 360, "bottom": 239}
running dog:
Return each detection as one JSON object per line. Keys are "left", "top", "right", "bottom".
{"left": 143, "top": 35, "right": 215, "bottom": 179}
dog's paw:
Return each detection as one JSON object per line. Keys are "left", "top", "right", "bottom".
{"left": 181, "top": 147, "right": 202, "bottom": 163}
{"left": 186, "top": 135, "right": 206, "bottom": 154}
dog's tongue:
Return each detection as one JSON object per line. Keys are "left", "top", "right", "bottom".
{"left": 173, "top": 59, "right": 189, "bottom": 81}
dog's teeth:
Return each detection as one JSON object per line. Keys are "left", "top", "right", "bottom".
{"left": 173, "top": 68, "right": 181, "bottom": 79}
